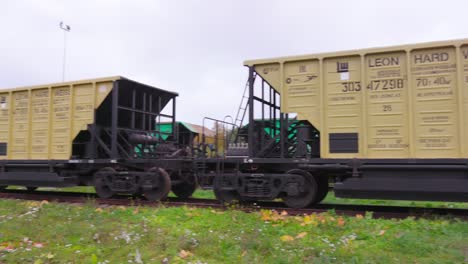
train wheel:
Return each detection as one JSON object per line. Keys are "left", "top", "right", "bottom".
{"left": 214, "top": 177, "right": 239, "bottom": 205}
{"left": 214, "top": 188, "right": 239, "bottom": 205}
{"left": 283, "top": 169, "right": 318, "bottom": 208}
{"left": 26, "top": 187, "right": 38, "bottom": 191}
{"left": 172, "top": 174, "right": 197, "bottom": 199}
{"left": 143, "top": 167, "right": 171, "bottom": 201}
{"left": 314, "top": 176, "right": 329, "bottom": 204}
{"left": 94, "top": 167, "right": 116, "bottom": 199}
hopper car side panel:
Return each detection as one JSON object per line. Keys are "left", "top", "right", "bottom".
{"left": 0, "top": 78, "right": 115, "bottom": 160}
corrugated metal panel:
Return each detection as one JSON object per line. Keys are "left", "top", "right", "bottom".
{"left": 0, "top": 76, "right": 119, "bottom": 160}
{"left": 245, "top": 39, "right": 468, "bottom": 159}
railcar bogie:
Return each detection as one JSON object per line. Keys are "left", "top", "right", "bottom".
{"left": 93, "top": 167, "right": 117, "bottom": 198}
{"left": 204, "top": 160, "right": 331, "bottom": 208}
{"left": 170, "top": 170, "right": 197, "bottom": 198}
{"left": 281, "top": 169, "right": 318, "bottom": 208}
{"left": 141, "top": 167, "right": 171, "bottom": 201}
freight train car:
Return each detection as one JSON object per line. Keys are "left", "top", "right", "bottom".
{"left": 205, "top": 39, "right": 468, "bottom": 208}
{"left": 0, "top": 76, "right": 195, "bottom": 200}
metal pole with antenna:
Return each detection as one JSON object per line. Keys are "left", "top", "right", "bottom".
{"left": 59, "top": 21, "right": 71, "bottom": 82}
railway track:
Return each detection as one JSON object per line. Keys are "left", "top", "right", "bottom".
{"left": 0, "top": 189, "right": 466, "bottom": 220}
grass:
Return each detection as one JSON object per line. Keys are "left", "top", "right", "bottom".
{"left": 0, "top": 199, "right": 466, "bottom": 263}
{"left": 322, "top": 192, "right": 468, "bottom": 209}
{"left": 4, "top": 185, "right": 468, "bottom": 209}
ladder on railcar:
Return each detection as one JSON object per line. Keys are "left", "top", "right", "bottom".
{"left": 231, "top": 73, "right": 256, "bottom": 143}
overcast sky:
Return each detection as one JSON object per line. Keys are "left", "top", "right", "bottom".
{"left": 1, "top": 0, "right": 468, "bottom": 124}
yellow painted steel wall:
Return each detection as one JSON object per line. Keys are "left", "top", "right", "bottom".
{"left": 0, "top": 77, "right": 117, "bottom": 160}
{"left": 245, "top": 39, "right": 468, "bottom": 159}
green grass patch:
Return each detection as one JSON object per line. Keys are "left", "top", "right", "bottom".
{"left": 0, "top": 199, "right": 466, "bottom": 263}
{"left": 323, "top": 192, "right": 468, "bottom": 209}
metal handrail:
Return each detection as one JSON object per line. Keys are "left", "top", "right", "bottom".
{"left": 202, "top": 117, "right": 239, "bottom": 158}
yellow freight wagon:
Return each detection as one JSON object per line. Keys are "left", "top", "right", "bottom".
{"left": 211, "top": 39, "right": 468, "bottom": 207}
{"left": 0, "top": 76, "right": 117, "bottom": 160}
{"left": 0, "top": 77, "right": 197, "bottom": 201}
{"left": 244, "top": 39, "right": 468, "bottom": 159}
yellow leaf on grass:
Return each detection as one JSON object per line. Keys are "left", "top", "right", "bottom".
{"left": 179, "top": 249, "right": 193, "bottom": 259}
{"left": 46, "top": 252, "right": 55, "bottom": 259}
{"left": 294, "top": 216, "right": 303, "bottom": 222}
{"left": 317, "top": 215, "right": 327, "bottom": 224}
{"left": 295, "top": 232, "right": 307, "bottom": 239}
{"left": 301, "top": 215, "right": 318, "bottom": 226}
{"left": 260, "top": 210, "right": 272, "bottom": 221}
{"left": 0, "top": 242, "right": 9, "bottom": 247}
{"left": 95, "top": 208, "right": 103, "bottom": 213}
{"left": 280, "top": 235, "right": 295, "bottom": 242}
{"left": 261, "top": 210, "right": 288, "bottom": 222}
{"left": 355, "top": 214, "right": 364, "bottom": 219}
{"left": 271, "top": 212, "right": 282, "bottom": 222}
{"left": 378, "top": 230, "right": 386, "bottom": 236}
{"left": 40, "top": 200, "right": 49, "bottom": 206}
{"left": 337, "top": 217, "right": 345, "bottom": 227}
{"left": 29, "top": 201, "right": 40, "bottom": 207}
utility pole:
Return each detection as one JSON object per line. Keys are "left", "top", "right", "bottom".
{"left": 59, "top": 21, "right": 71, "bottom": 82}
